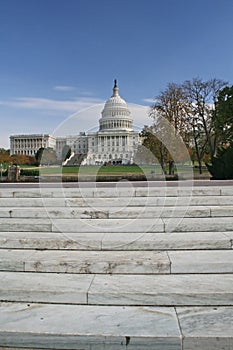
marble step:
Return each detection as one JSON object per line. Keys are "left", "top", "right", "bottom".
{"left": 1, "top": 205, "right": 233, "bottom": 219}
{"left": 0, "top": 303, "right": 182, "bottom": 349}
{"left": 0, "top": 303, "right": 232, "bottom": 350}
{"left": 0, "top": 231, "right": 231, "bottom": 250}
{"left": 0, "top": 249, "right": 170, "bottom": 274}
{"left": 1, "top": 272, "right": 233, "bottom": 306}
{"left": 0, "top": 249, "right": 233, "bottom": 275}
{"left": 1, "top": 195, "right": 233, "bottom": 207}
{"left": 0, "top": 217, "right": 232, "bottom": 233}
{"left": 0, "top": 186, "right": 228, "bottom": 198}
{"left": 1, "top": 303, "right": 233, "bottom": 350}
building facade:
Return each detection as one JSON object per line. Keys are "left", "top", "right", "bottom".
{"left": 85, "top": 80, "right": 140, "bottom": 165}
{"left": 10, "top": 81, "right": 140, "bottom": 164}
{"left": 10, "top": 134, "right": 56, "bottom": 156}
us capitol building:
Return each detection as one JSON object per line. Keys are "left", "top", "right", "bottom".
{"left": 10, "top": 80, "right": 140, "bottom": 165}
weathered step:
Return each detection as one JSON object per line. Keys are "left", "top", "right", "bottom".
{"left": 65, "top": 195, "right": 233, "bottom": 207}
{"left": 0, "top": 185, "right": 227, "bottom": 198}
{"left": 0, "top": 218, "right": 165, "bottom": 233}
{"left": 0, "top": 231, "right": 231, "bottom": 250}
{"left": 1, "top": 205, "right": 233, "bottom": 219}
{"left": 169, "top": 249, "right": 233, "bottom": 273}
{"left": 176, "top": 306, "right": 233, "bottom": 350}
{"left": 0, "top": 205, "right": 215, "bottom": 218}
{"left": 1, "top": 217, "right": 232, "bottom": 233}
{"left": 0, "top": 219, "right": 52, "bottom": 232}
{"left": 0, "top": 249, "right": 170, "bottom": 274}
{"left": 1, "top": 195, "right": 233, "bottom": 207}
{"left": 0, "top": 272, "right": 92, "bottom": 304}
{"left": 0, "top": 303, "right": 182, "bottom": 349}
{"left": 102, "top": 231, "right": 232, "bottom": 250}
{"left": 1, "top": 272, "right": 233, "bottom": 306}
{"left": 164, "top": 217, "right": 233, "bottom": 232}
{"left": 88, "top": 274, "right": 233, "bottom": 306}
{"left": 0, "top": 272, "right": 233, "bottom": 306}
{"left": 1, "top": 303, "right": 233, "bottom": 350}
{"left": 1, "top": 248, "right": 233, "bottom": 275}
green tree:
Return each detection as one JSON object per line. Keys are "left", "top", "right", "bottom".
{"left": 0, "top": 149, "right": 10, "bottom": 164}
{"left": 35, "top": 148, "right": 45, "bottom": 164}
{"left": 215, "top": 85, "right": 233, "bottom": 145}
{"left": 62, "top": 145, "right": 72, "bottom": 162}
{"left": 149, "top": 83, "right": 191, "bottom": 174}
{"left": 206, "top": 145, "right": 233, "bottom": 179}
{"left": 35, "top": 147, "right": 58, "bottom": 165}
{"left": 183, "top": 78, "right": 227, "bottom": 173}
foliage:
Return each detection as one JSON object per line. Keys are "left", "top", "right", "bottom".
{"left": 148, "top": 77, "right": 228, "bottom": 174}
{"left": 62, "top": 145, "right": 72, "bottom": 162}
{"left": 10, "top": 154, "right": 36, "bottom": 165}
{"left": 135, "top": 123, "right": 189, "bottom": 175}
{"left": 0, "top": 149, "right": 10, "bottom": 164}
{"left": 206, "top": 145, "right": 233, "bottom": 179}
{"left": 35, "top": 147, "right": 58, "bottom": 165}
{"left": 215, "top": 85, "right": 233, "bottom": 144}
{"left": 20, "top": 169, "right": 40, "bottom": 176}
{"left": 0, "top": 149, "right": 36, "bottom": 166}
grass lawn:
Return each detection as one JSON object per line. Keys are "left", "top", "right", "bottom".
{"left": 20, "top": 164, "right": 206, "bottom": 177}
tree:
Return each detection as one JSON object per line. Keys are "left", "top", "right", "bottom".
{"left": 35, "top": 147, "right": 58, "bottom": 165}
{"left": 62, "top": 145, "right": 72, "bottom": 162}
{"left": 149, "top": 83, "right": 191, "bottom": 174}
{"left": 206, "top": 144, "right": 233, "bottom": 179}
{"left": 146, "top": 77, "right": 229, "bottom": 174}
{"left": 135, "top": 126, "right": 167, "bottom": 170}
{"left": 215, "top": 85, "right": 233, "bottom": 145}
{"left": 10, "top": 154, "right": 36, "bottom": 165}
{"left": 35, "top": 148, "right": 45, "bottom": 164}
{"left": 0, "top": 149, "right": 10, "bottom": 164}
{"left": 183, "top": 77, "right": 227, "bottom": 173}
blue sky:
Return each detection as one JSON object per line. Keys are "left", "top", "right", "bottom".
{"left": 0, "top": 0, "right": 233, "bottom": 148}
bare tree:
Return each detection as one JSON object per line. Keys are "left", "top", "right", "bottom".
{"left": 149, "top": 83, "right": 191, "bottom": 174}
{"left": 183, "top": 77, "right": 227, "bottom": 173}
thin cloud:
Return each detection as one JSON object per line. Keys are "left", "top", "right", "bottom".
{"left": 0, "top": 97, "right": 104, "bottom": 113}
{"left": 53, "top": 85, "right": 75, "bottom": 91}
{"left": 142, "top": 98, "right": 155, "bottom": 103}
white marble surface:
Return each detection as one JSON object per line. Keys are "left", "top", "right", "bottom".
{"left": 24, "top": 250, "right": 170, "bottom": 274}
{"left": 52, "top": 218, "right": 165, "bottom": 233}
{"left": 0, "top": 205, "right": 214, "bottom": 219}
{"left": 0, "top": 218, "right": 52, "bottom": 232}
{"left": 0, "top": 303, "right": 181, "bottom": 349}
{"left": 0, "top": 198, "right": 66, "bottom": 207}
{"left": 221, "top": 187, "right": 233, "bottom": 196}
{"left": 210, "top": 205, "right": 233, "bottom": 217}
{"left": 0, "top": 249, "right": 35, "bottom": 271}
{"left": 0, "top": 272, "right": 92, "bottom": 304}
{"left": 177, "top": 306, "right": 233, "bottom": 350}
{"left": 88, "top": 274, "right": 233, "bottom": 306}
{"left": 101, "top": 231, "right": 231, "bottom": 250}
{"left": 0, "top": 231, "right": 103, "bottom": 250}
{"left": 169, "top": 250, "right": 233, "bottom": 273}
{"left": 164, "top": 217, "right": 233, "bottom": 232}
{"left": 0, "top": 231, "right": 230, "bottom": 251}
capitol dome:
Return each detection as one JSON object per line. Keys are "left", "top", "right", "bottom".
{"left": 99, "top": 80, "right": 133, "bottom": 131}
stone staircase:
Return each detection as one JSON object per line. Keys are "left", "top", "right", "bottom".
{"left": 0, "top": 183, "right": 233, "bottom": 349}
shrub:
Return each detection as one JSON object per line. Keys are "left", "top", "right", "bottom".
{"left": 206, "top": 146, "right": 233, "bottom": 179}
{"left": 20, "top": 169, "right": 40, "bottom": 177}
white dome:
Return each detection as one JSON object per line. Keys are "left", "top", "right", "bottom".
{"left": 99, "top": 80, "right": 133, "bottom": 131}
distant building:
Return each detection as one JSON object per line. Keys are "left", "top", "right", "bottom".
{"left": 10, "top": 80, "right": 141, "bottom": 164}
{"left": 10, "top": 134, "right": 56, "bottom": 156}
{"left": 84, "top": 80, "right": 140, "bottom": 165}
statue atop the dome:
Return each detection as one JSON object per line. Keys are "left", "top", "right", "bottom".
{"left": 114, "top": 79, "right": 117, "bottom": 88}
